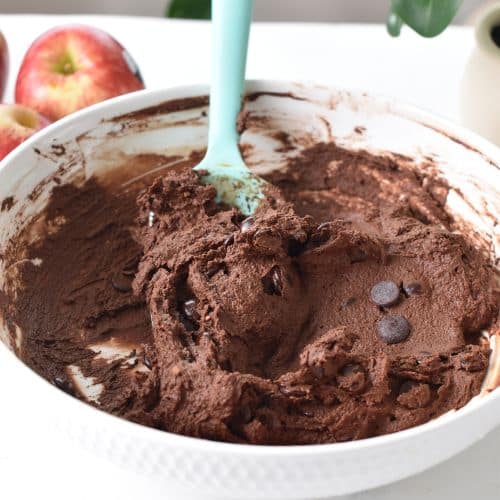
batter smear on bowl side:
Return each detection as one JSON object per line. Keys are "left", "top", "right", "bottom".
{"left": 1, "top": 141, "right": 498, "bottom": 445}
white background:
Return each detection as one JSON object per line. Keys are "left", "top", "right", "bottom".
{"left": 0, "top": 14, "right": 500, "bottom": 500}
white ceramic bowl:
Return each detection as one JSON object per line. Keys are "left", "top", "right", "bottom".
{"left": 0, "top": 81, "right": 499, "bottom": 500}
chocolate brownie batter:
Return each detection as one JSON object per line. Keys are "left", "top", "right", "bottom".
{"left": 2, "top": 142, "right": 498, "bottom": 444}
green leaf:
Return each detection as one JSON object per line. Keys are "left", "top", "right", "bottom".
{"left": 167, "top": 0, "right": 211, "bottom": 19}
{"left": 389, "top": 0, "right": 462, "bottom": 38}
{"left": 386, "top": 11, "right": 403, "bottom": 37}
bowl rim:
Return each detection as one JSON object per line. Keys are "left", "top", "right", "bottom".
{"left": 0, "top": 79, "right": 499, "bottom": 456}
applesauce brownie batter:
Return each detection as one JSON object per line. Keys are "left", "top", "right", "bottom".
{"left": 2, "top": 141, "right": 498, "bottom": 444}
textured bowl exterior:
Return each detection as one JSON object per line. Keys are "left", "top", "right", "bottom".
{"left": 0, "top": 81, "right": 498, "bottom": 499}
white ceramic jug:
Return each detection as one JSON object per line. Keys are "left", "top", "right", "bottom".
{"left": 460, "top": 2, "right": 500, "bottom": 145}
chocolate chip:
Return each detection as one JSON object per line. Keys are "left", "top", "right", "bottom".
{"left": 271, "top": 268, "right": 283, "bottom": 295}
{"left": 223, "top": 234, "right": 235, "bottom": 246}
{"left": 143, "top": 355, "right": 153, "bottom": 370}
{"left": 370, "top": 281, "right": 400, "bottom": 307}
{"left": 317, "top": 222, "right": 330, "bottom": 231}
{"left": 287, "top": 238, "right": 305, "bottom": 256}
{"left": 348, "top": 247, "right": 367, "bottom": 264}
{"left": 377, "top": 315, "right": 411, "bottom": 344}
{"left": 311, "top": 224, "right": 331, "bottom": 245}
{"left": 403, "top": 281, "right": 423, "bottom": 296}
{"left": 182, "top": 299, "right": 200, "bottom": 321}
{"left": 262, "top": 266, "right": 283, "bottom": 296}
{"left": 53, "top": 376, "right": 73, "bottom": 394}
{"left": 240, "top": 216, "right": 255, "bottom": 233}
{"left": 111, "top": 273, "right": 133, "bottom": 293}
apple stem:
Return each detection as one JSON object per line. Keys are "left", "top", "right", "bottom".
{"left": 54, "top": 52, "right": 77, "bottom": 75}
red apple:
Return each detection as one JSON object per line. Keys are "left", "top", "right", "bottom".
{"left": 0, "top": 104, "right": 51, "bottom": 161}
{"left": 15, "top": 25, "right": 145, "bottom": 121}
{"left": 0, "top": 32, "right": 8, "bottom": 101}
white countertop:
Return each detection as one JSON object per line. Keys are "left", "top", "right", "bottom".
{"left": 1, "top": 14, "right": 499, "bottom": 500}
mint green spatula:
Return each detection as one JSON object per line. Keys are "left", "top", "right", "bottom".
{"left": 193, "top": 0, "right": 265, "bottom": 216}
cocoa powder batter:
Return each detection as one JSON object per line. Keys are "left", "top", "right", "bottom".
{"left": 2, "top": 142, "right": 498, "bottom": 444}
